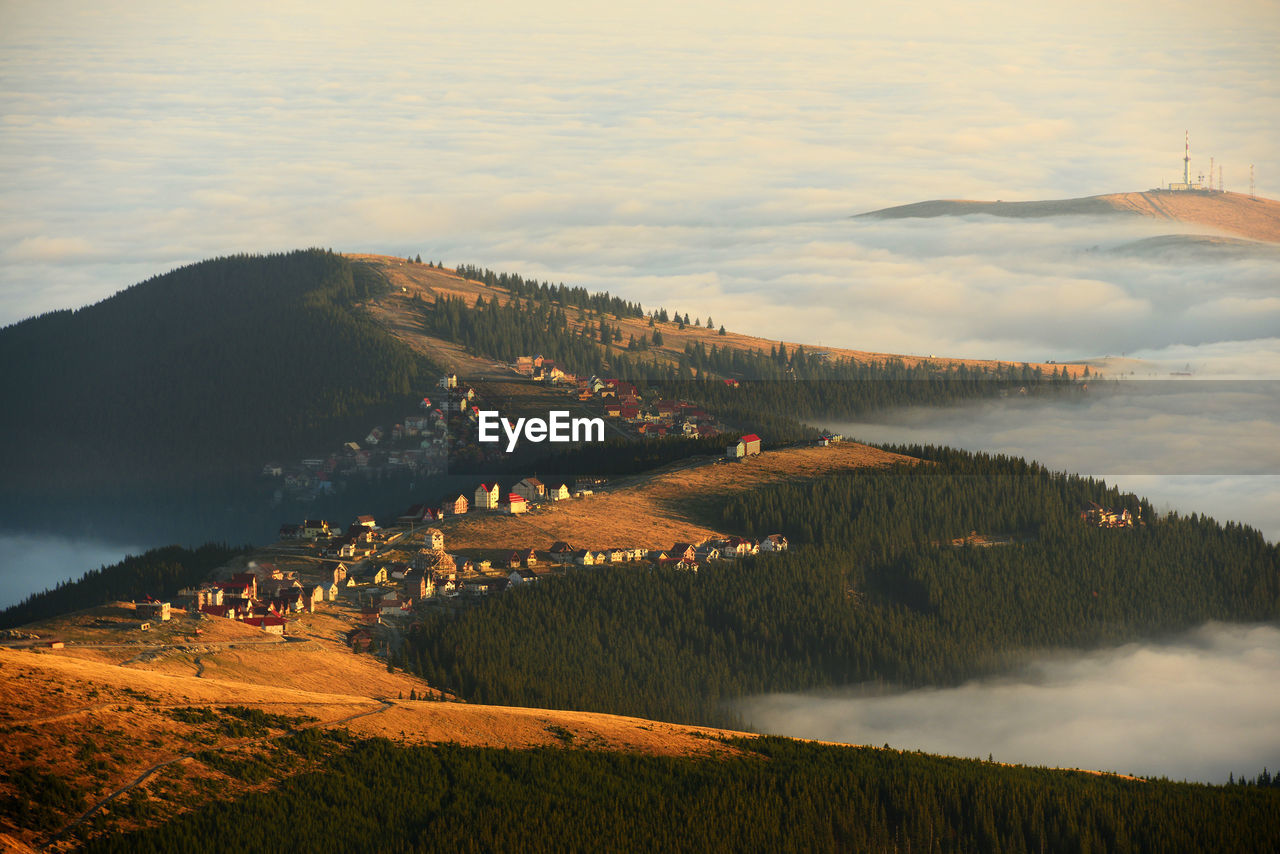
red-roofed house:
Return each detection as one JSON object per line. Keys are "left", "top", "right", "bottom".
{"left": 474, "top": 483, "right": 500, "bottom": 510}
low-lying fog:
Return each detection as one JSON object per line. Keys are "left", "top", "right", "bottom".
{"left": 0, "top": 532, "right": 144, "bottom": 611}
{"left": 737, "top": 622, "right": 1280, "bottom": 783}
{"left": 833, "top": 379, "right": 1280, "bottom": 540}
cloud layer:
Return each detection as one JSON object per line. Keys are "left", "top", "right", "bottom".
{"left": 738, "top": 622, "right": 1280, "bottom": 783}
{"left": 1, "top": 1, "right": 1277, "bottom": 374}
{"left": 833, "top": 380, "right": 1280, "bottom": 539}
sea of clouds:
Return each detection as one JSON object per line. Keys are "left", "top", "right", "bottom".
{"left": 2, "top": 0, "right": 1277, "bottom": 372}
{"left": 737, "top": 622, "right": 1280, "bottom": 783}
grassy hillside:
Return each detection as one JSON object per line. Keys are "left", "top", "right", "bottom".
{"left": 0, "top": 249, "right": 435, "bottom": 493}
{"left": 859, "top": 190, "right": 1280, "bottom": 243}
{"left": 3, "top": 639, "right": 1275, "bottom": 852}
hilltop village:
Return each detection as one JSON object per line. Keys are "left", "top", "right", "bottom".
{"left": 262, "top": 362, "right": 741, "bottom": 503}
{"left": 113, "top": 363, "right": 1139, "bottom": 660}
{"left": 160, "top": 497, "right": 788, "bottom": 654}
{"left": 127, "top": 367, "right": 788, "bottom": 655}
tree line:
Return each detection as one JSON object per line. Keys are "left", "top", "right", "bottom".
{"left": 402, "top": 449, "right": 1278, "bottom": 726}
{"left": 77, "top": 733, "right": 1280, "bottom": 853}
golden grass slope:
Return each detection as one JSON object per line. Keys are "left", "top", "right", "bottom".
{"left": 861, "top": 190, "right": 1280, "bottom": 244}
{"left": 347, "top": 254, "right": 1086, "bottom": 377}
{"left": 0, "top": 608, "right": 753, "bottom": 849}
{"left": 442, "top": 441, "right": 914, "bottom": 555}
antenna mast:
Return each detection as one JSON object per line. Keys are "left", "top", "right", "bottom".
{"left": 1184, "top": 130, "right": 1191, "bottom": 185}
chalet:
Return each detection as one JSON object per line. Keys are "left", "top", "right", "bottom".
{"left": 332, "top": 563, "right": 349, "bottom": 584}
{"left": 425, "top": 528, "right": 445, "bottom": 550}
{"left": 443, "top": 495, "right": 469, "bottom": 516}
{"left": 200, "top": 603, "right": 236, "bottom": 619}
{"left": 231, "top": 573, "right": 259, "bottom": 598}
{"left": 548, "top": 483, "right": 571, "bottom": 501}
{"left": 355, "top": 565, "right": 389, "bottom": 585}
{"left": 270, "top": 594, "right": 307, "bottom": 614}
{"left": 218, "top": 580, "right": 254, "bottom": 599}
{"left": 505, "top": 494, "right": 528, "bottom": 515}
{"left": 243, "top": 615, "right": 287, "bottom": 635}
{"left": 694, "top": 545, "right": 721, "bottom": 563}
{"left": 440, "top": 373, "right": 458, "bottom": 389}
{"left": 604, "top": 403, "right": 622, "bottom": 418}
{"left": 669, "top": 543, "right": 697, "bottom": 562}
{"left": 380, "top": 598, "right": 410, "bottom": 617}
{"left": 135, "top": 599, "right": 171, "bottom": 622}
{"left": 403, "top": 571, "right": 432, "bottom": 600}
{"left": 359, "top": 607, "right": 382, "bottom": 625}
{"left": 353, "top": 515, "right": 378, "bottom": 529}
{"left": 606, "top": 548, "right": 626, "bottom": 563}
{"left": 516, "top": 356, "right": 534, "bottom": 373}
{"left": 656, "top": 400, "right": 681, "bottom": 419}
{"left": 193, "top": 587, "right": 224, "bottom": 608}
{"left": 463, "top": 577, "right": 508, "bottom": 596}
{"left": 719, "top": 536, "right": 758, "bottom": 558}
{"left": 549, "top": 541, "right": 575, "bottom": 563}
{"left": 760, "top": 534, "right": 789, "bottom": 552}
{"left": 302, "top": 519, "right": 331, "bottom": 540}
{"left": 726, "top": 434, "right": 762, "bottom": 460}
{"left": 474, "top": 483, "right": 500, "bottom": 510}
{"left": 508, "top": 568, "right": 538, "bottom": 586}
{"left": 513, "top": 477, "right": 546, "bottom": 502}
{"left": 647, "top": 549, "right": 669, "bottom": 562}
{"left": 520, "top": 548, "right": 538, "bottom": 567}
{"left": 618, "top": 405, "right": 640, "bottom": 420}
{"left": 573, "top": 549, "right": 596, "bottom": 566}
{"left": 325, "top": 582, "right": 340, "bottom": 602}
{"left": 347, "top": 627, "right": 374, "bottom": 652}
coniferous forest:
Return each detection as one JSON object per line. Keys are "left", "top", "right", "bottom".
{"left": 0, "top": 250, "right": 433, "bottom": 493}
{"left": 79, "top": 733, "right": 1280, "bottom": 854}
{"left": 0, "top": 544, "right": 245, "bottom": 629}
{"left": 404, "top": 449, "right": 1279, "bottom": 726}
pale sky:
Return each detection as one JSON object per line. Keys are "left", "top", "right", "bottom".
{"left": 2, "top": 0, "right": 1277, "bottom": 366}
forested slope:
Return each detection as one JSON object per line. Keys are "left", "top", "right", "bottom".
{"left": 405, "top": 449, "right": 1279, "bottom": 726}
{"left": 81, "top": 733, "right": 1280, "bottom": 854}
{"left": 0, "top": 249, "right": 434, "bottom": 492}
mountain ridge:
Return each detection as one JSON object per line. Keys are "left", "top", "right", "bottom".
{"left": 859, "top": 190, "right": 1280, "bottom": 243}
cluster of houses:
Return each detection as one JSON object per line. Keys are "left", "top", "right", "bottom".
{"left": 394, "top": 475, "right": 596, "bottom": 524}
{"left": 345, "top": 529, "right": 792, "bottom": 639}
{"left": 545, "top": 533, "right": 788, "bottom": 573}
{"left": 1081, "top": 502, "right": 1141, "bottom": 528}
{"left": 177, "top": 560, "right": 342, "bottom": 634}
{"left": 513, "top": 358, "right": 727, "bottom": 440}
